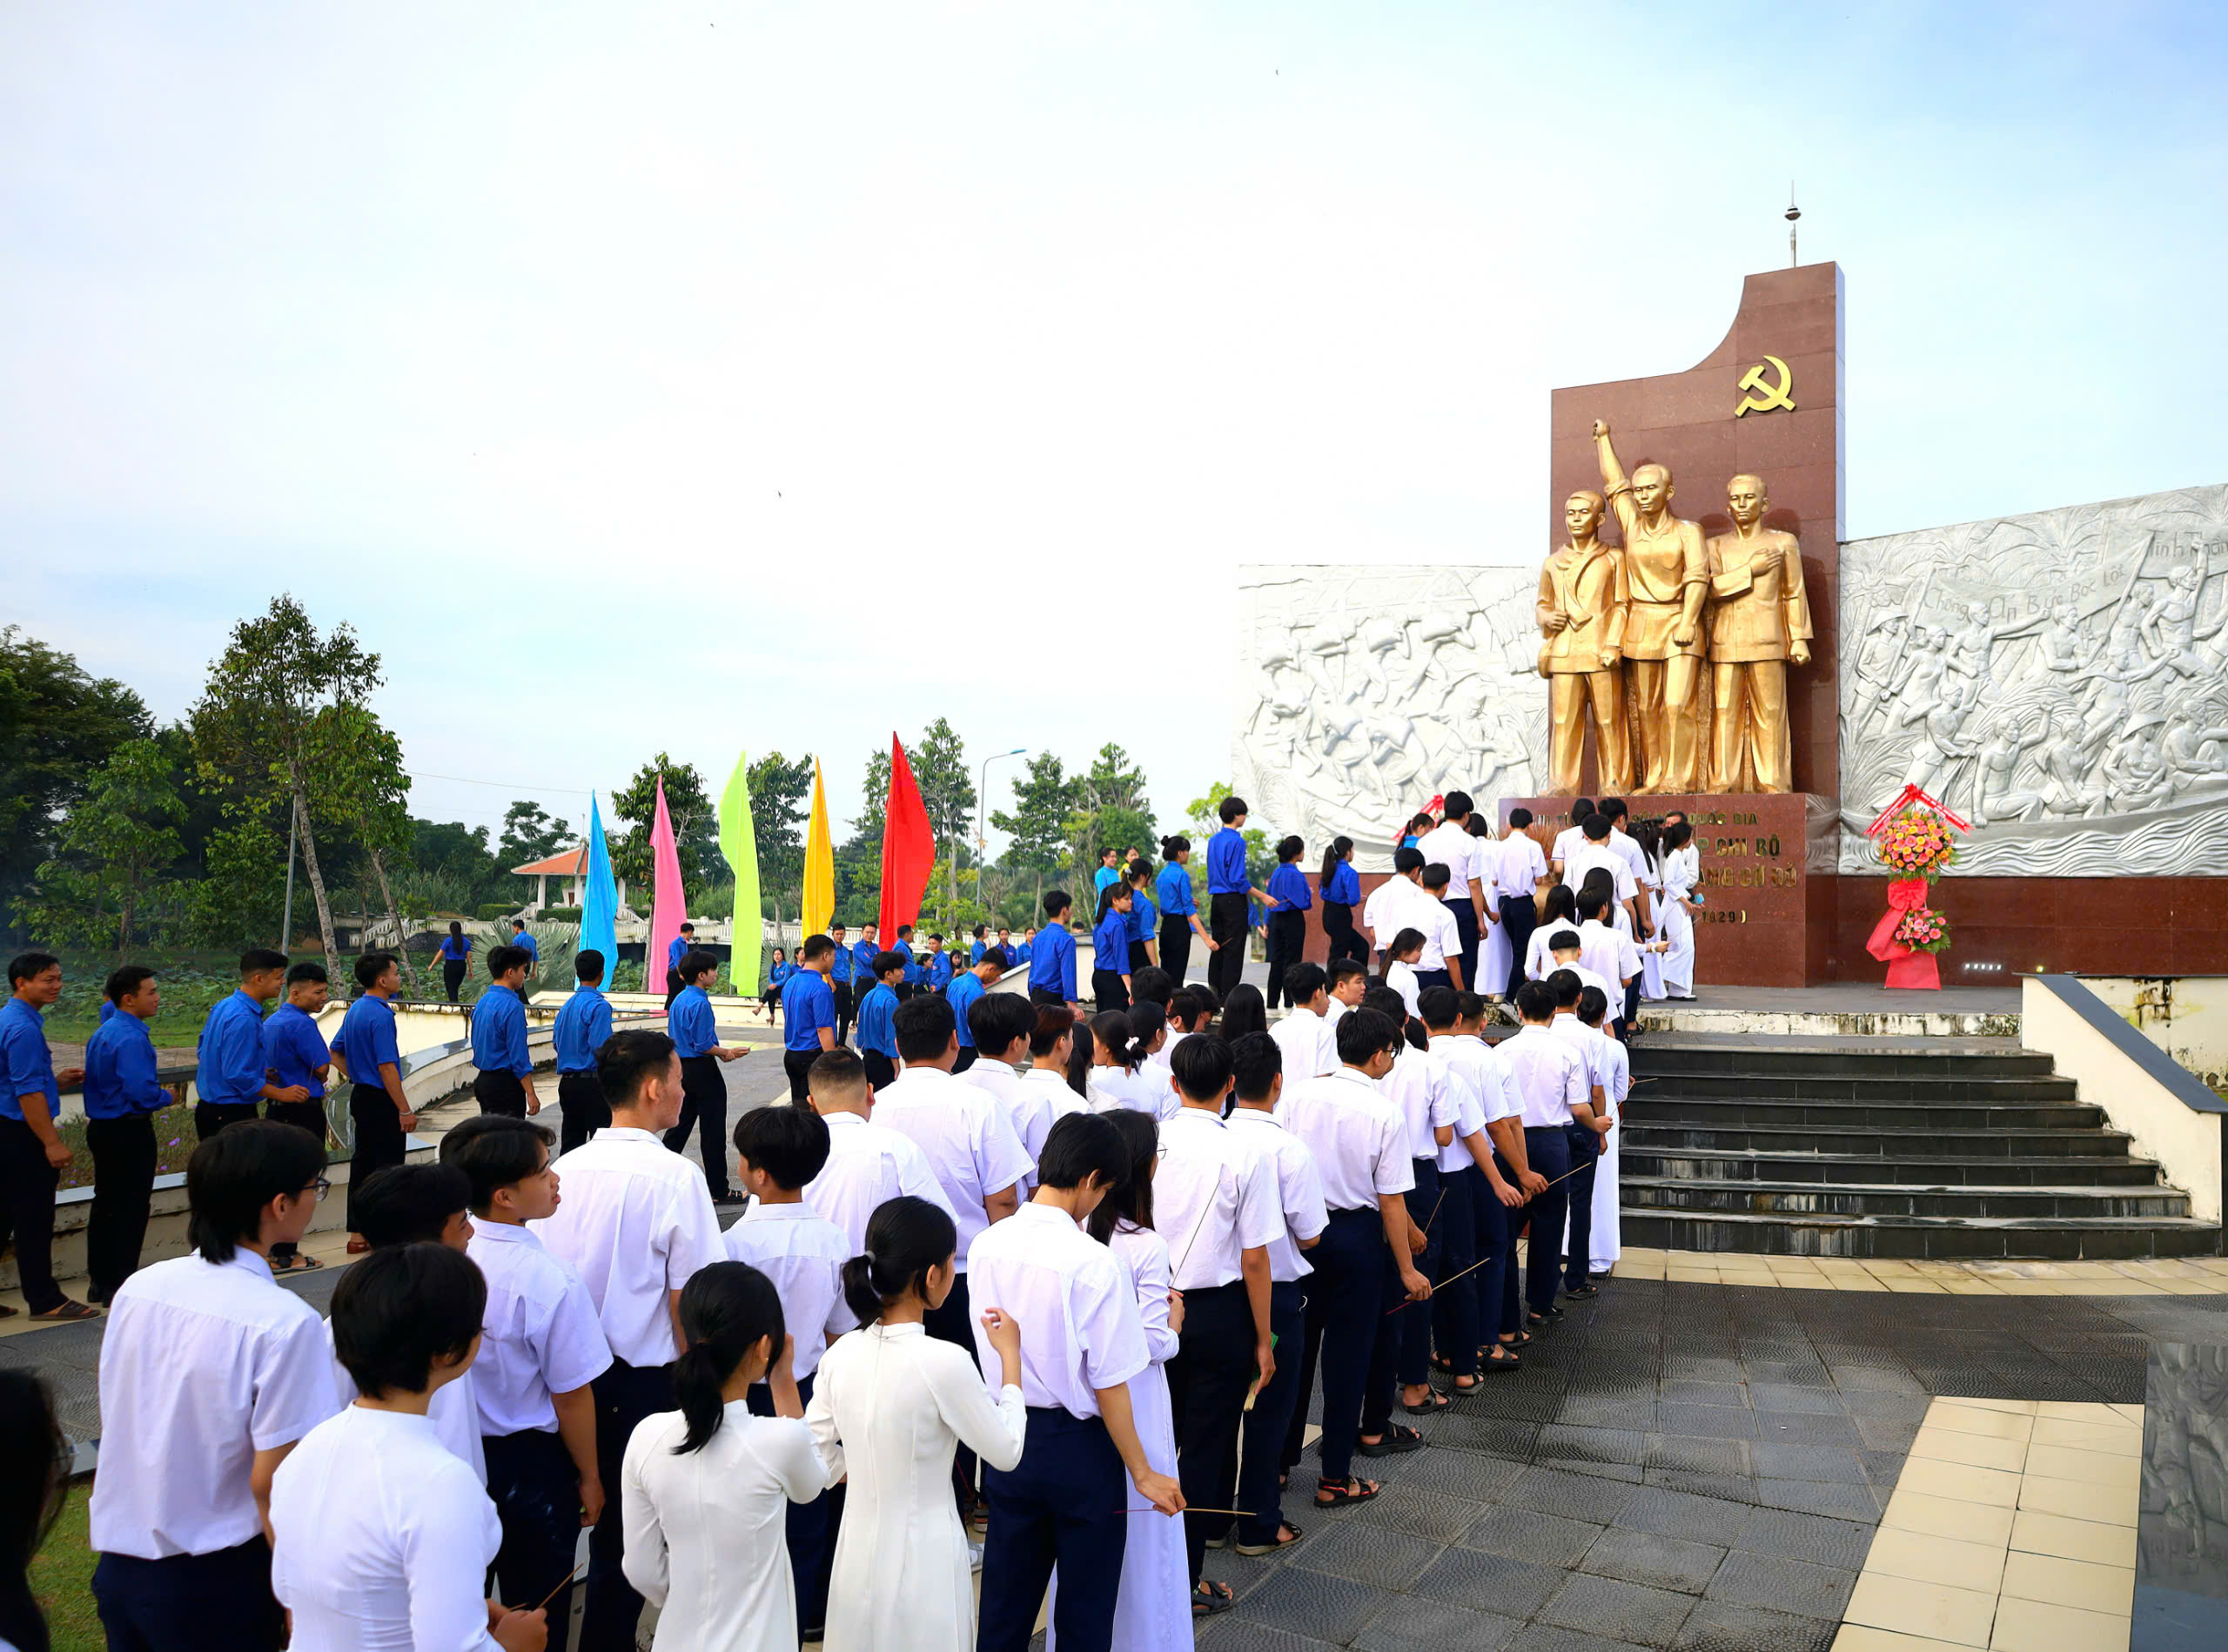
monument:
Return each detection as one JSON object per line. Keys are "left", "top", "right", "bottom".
{"left": 1231, "top": 259, "right": 2228, "bottom": 982}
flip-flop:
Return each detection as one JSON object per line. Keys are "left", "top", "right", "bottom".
{"left": 30, "top": 1299, "right": 98, "bottom": 1322}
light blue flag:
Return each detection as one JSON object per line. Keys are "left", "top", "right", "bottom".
{"left": 580, "top": 794, "right": 621, "bottom": 991}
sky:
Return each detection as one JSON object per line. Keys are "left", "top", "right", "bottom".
{"left": 5, "top": 2, "right": 2224, "bottom": 853}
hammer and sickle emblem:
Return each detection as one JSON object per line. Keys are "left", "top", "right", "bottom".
{"left": 1735, "top": 355, "right": 1795, "bottom": 417}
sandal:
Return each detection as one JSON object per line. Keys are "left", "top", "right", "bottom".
{"left": 1496, "top": 1331, "right": 1534, "bottom": 1351}
{"left": 30, "top": 1299, "right": 98, "bottom": 1322}
{"left": 271, "top": 1253, "right": 325, "bottom": 1273}
{"left": 1357, "top": 1424, "right": 1424, "bottom": 1458}
{"left": 1314, "top": 1476, "right": 1381, "bottom": 1508}
{"left": 1401, "top": 1389, "right": 1452, "bottom": 1416}
{"left": 1481, "top": 1346, "right": 1522, "bottom": 1372}
{"left": 1191, "top": 1581, "right": 1236, "bottom": 1619}
{"left": 0, "top": 1303, "right": 17, "bottom": 1319}
{"left": 1428, "top": 1351, "right": 1455, "bottom": 1374}
{"left": 1234, "top": 1521, "right": 1304, "bottom": 1556}
{"left": 1563, "top": 1284, "right": 1599, "bottom": 1300}
{"left": 1527, "top": 1306, "right": 1565, "bottom": 1328}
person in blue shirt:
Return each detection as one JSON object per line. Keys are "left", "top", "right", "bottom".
{"left": 553, "top": 947, "right": 614, "bottom": 1153}
{"left": 3, "top": 951, "right": 91, "bottom": 1320}
{"left": 509, "top": 918, "right": 541, "bottom": 977}
{"left": 997, "top": 926, "right": 1025, "bottom": 970}
{"left": 261, "top": 962, "right": 335, "bottom": 1271}
{"left": 850, "top": 923, "right": 882, "bottom": 1019}
{"left": 436, "top": 921, "right": 473, "bottom": 1002}
{"left": 969, "top": 925, "right": 989, "bottom": 966}
{"left": 332, "top": 950, "right": 413, "bottom": 1250}
{"left": 853, "top": 950, "right": 905, "bottom": 1091}
{"left": 1091, "top": 846, "right": 1123, "bottom": 897}
{"left": 1319, "top": 835, "right": 1368, "bottom": 967}
{"left": 1153, "top": 835, "right": 1216, "bottom": 986}
{"left": 1090, "top": 883, "right": 1135, "bottom": 1013}
{"left": 667, "top": 948, "right": 751, "bottom": 1202}
{"left": 1026, "top": 893, "right": 1078, "bottom": 1011}
{"left": 891, "top": 925, "right": 920, "bottom": 997}
{"left": 470, "top": 944, "right": 543, "bottom": 1119}
{"left": 764, "top": 947, "right": 795, "bottom": 1024}
{"left": 1205, "top": 795, "right": 1273, "bottom": 999}
{"left": 828, "top": 921, "right": 858, "bottom": 1047}
{"left": 195, "top": 948, "right": 302, "bottom": 1141}
{"left": 943, "top": 946, "right": 1007, "bottom": 1074}
{"left": 781, "top": 934, "right": 839, "bottom": 1101}
{"left": 665, "top": 922, "right": 697, "bottom": 1006}
{"left": 924, "top": 935, "right": 954, "bottom": 992}
{"left": 82, "top": 964, "right": 169, "bottom": 1303}
{"left": 1123, "top": 862, "right": 1159, "bottom": 976}
{"left": 1263, "top": 835, "right": 1316, "bottom": 1011}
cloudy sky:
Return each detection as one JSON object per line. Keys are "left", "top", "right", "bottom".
{"left": 5, "top": 3, "right": 2222, "bottom": 849}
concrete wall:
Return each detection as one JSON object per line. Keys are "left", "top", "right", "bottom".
{"left": 2074, "top": 977, "right": 2228, "bottom": 1092}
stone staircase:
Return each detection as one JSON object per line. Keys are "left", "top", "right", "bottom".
{"left": 1618, "top": 1034, "right": 2222, "bottom": 1259}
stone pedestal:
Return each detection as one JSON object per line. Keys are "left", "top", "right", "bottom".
{"left": 1499, "top": 794, "right": 1839, "bottom": 986}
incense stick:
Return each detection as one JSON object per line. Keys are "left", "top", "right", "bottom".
{"left": 1383, "top": 1152, "right": 1601, "bottom": 1315}
{"left": 527, "top": 1563, "right": 585, "bottom": 1614}
{"left": 1117, "top": 1505, "right": 1257, "bottom": 1516}
{"left": 1419, "top": 1185, "right": 1449, "bottom": 1236}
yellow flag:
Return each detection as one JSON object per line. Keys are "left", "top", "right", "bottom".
{"left": 802, "top": 756, "right": 835, "bottom": 937}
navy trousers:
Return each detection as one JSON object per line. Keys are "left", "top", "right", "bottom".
{"left": 1429, "top": 1163, "right": 1479, "bottom": 1379}
{"left": 1291, "top": 1206, "right": 1392, "bottom": 1483}
{"left": 483, "top": 1427, "right": 583, "bottom": 1652}
{"left": 1237, "top": 1279, "right": 1305, "bottom": 1547}
{"left": 580, "top": 1359, "right": 673, "bottom": 1652}
{"left": 979, "top": 1407, "right": 1128, "bottom": 1652}
{"left": 1397, "top": 1158, "right": 1442, "bottom": 1387}
{"left": 1520, "top": 1126, "right": 1572, "bottom": 1316}
{"left": 1166, "top": 1279, "right": 1254, "bottom": 1584}
{"left": 93, "top": 1538, "right": 285, "bottom": 1652}
{"left": 1473, "top": 1159, "right": 1524, "bottom": 1343}
{"left": 1564, "top": 1124, "right": 1601, "bottom": 1291}
{"left": 555, "top": 1070, "right": 609, "bottom": 1156}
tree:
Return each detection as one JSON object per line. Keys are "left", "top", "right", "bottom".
{"left": 850, "top": 743, "right": 891, "bottom": 848}
{"left": 12, "top": 739, "right": 185, "bottom": 951}
{"left": 1188, "top": 781, "right": 1272, "bottom": 885}
{"left": 190, "top": 596, "right": 382, "bottom": 981}
{"left": 612, "top": 755, "right": 716, "bottom": 891}
{"left": 745, "top": 751, "right": 813, "bottom": 929}
{"left": 498, "top": 801, "right": 572, "bottom": 867}
{"left": 1069, "top": 742, "right": 1158, "bottom": 872}
{"left": 307, "top": 704, "right": 420, "bottom": 985}
{"left": 0, "top": 627, "right": 153, "bottom": 940}
{"left": 186, "top": 815, "right": 289, "bottom": 948}
{"left": 991, "top": 751, "right": 1077, "bottom": 910}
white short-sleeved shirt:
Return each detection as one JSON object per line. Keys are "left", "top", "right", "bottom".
{"left": 328, "top": 1324, "right": 488, "bottom": 1483}
{"left": 270, "top": 1405, "right": 504, "bottom": 1652}
{"left": 803, "top": 1109, "right": 954, "bottom": 1255}
{"left": 1088, "top": 1064, "right": 1178, "bottom": 1121}
{"left": 466, "top": 1220, "right": 613, "bottom": 1436}
{"left": 1432, "top": 1034, "right": 1520, "bottom": 1127}
{"left": 1380, "top": 1044, "right": 1463, "bottom": 1162}
{"left": 1270, "top": 1006, "right": 1335, "bottom": 1083}
{"left": 1225, "top": 1110, "right": 1329, "bottom": 1282}
{"left": 1551, "top": 1016, "right": 1611, "bottom": 1098}
{"left": 1493, "top": 833, "right": 1549, "bottom": 900}
{"left": 1563, "top": 841, "right": 1638, "bottom": 905}
{"left": 1501, "top": 1024, "right": 1587, "bottom": 1129}
{"left": 91, "top": 1251, "right": 342, "bottom": 1559}
{"left": 1386, "top": 960, "right": 1423, "bottom": 1018}
{"left": 1276, "top": 1068, "right": 1414, "bottom": 1212}
{"left": 1525, "top": 923, "right": 1576, "bottom": 982}
{"left": 1608, "top": 828, "right": 1653, "bottom": 892}
{"left": 1414, "top": 823, "right": 1482, "bottom": 900}
{"left": 873, "top": 1067, "right": 1034, "bottom": 1273}
{"left": 1431, "top": 1058, "right": 1489, "bottom": 1174}
{"left": 1019, "top": 1067, "right": 1089, "bottom": 1136}
{"left": 530, "top": 1126, "right": 727, "bottom": 1368}
{"left": 960, "top": 1058, "right": 1053, "bottom": 1168}
{"left": 1601, "top": 1033, "right": 1632, "bottom": 1110}
{"left": 1371, "top": 878, "right": 1457, "bottom": 970}
{"left": 1575, "top": 919, "right": 1639, "bottom": 988}
{"left": 964, "top": 1202, "right": 1149, "bottom": 1417}
{"left": 721, "top": 1200, "right": 858, "bottom": 1382}
{"left": 1551, "top": 825, "right": 1589, "bottom": 869}
{"left": 1152, "top": 1109, "right": 1282, "bottom": 1290}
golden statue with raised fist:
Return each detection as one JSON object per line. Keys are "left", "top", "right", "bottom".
{"left": 1594, "top": 420, "right": 1708, "bottom": 792}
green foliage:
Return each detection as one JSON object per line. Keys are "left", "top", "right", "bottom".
{"left": 612, "top": 753, "right": 717, "bottom": 890}
{"left": 1187, "top": 781, "right": 1271, "bottom": 884}
{"left": 851, "top": 742, "right": 891, "bottom": 847}
{"left": 13, "top": 739, "right": 186, "bottom": 952}
{"left": 747, "top": 751, "right": 813, "bottom": 917}
{"left": 911, "top": 717, "right": 976, "bottom": 850}
{"left": 477, "top": 902, "right": 519, "bottom": 922}
{"left": 38, "top": 953, "right": 248, "bottom": 1044}
{"left": 406, "top": 819, "right": 508, "bottom": 910}
{"left": 537, "top": 906, "right": 584, "bottom": 923}
{"left": 991, "top": 752, "right": 1076, "bottom": 887}
{"left": 1067, "top": 742, "right": 1157, "bottom": 871}
{"left": 499, "top": 800, "right": 572, "bottom": 867}
{"left": 184, "top": 816, "right": 288, "bottom": 948}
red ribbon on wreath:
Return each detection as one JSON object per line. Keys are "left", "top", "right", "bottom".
{"left": 1865, "top": 876, "right": 1941, "bottom": 991}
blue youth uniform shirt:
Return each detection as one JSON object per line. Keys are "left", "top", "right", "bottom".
{"left": 512, "top": 931, "right": 540, "bottom": 964}
{"left": 1323, "top": 861, "right": 1361, "bottom": 906}
{"left": 98, "top": 997, "right": 118, "bottom": 1026}
{"left": 851, "top": 938, "right": 880, "bottom": 983}
{"left": 855, "top": 982, "right": 899, "bottom": 1058}
{"left": 0, "top": 997, "right": 59, "bottom": 1124}
{"left": 471, "top": 983, "right": 532, "bottom": 1077}
{"left": 669, "top": 984, "right": 718, "bottom": 1058}
{"left": 1206, "top": 827, "right": 1249, "bottom": 895}
{"left": 553, "top": 986, "right": 611, "bottom": 1073}
{"left": 335, "top": 994, "right": 402, "bottom": 1086}
{"left": 1157, "top": 863, "right": 1196, "bottom": 919}
{"left": 1266, "top": 863, "right": 1313, "bottom": 912}
{"left": 926, "top": 951, "right": 953, "bottom": 991}
{"left": 1008, "top": 937, "right": 1031, "bottom": 968}
{"left": 196, "top": 990, "right": 270, "bottom": 1109}
{"left": 1092, "top": 908, "right": 1131, "bottom": 972}
{"left": 829, "top": 944, "right": 855, "bottom": 985}
{"left": 969, "top": 940, "right": 985, "bottom": 965}
{"left": 668, "top": 936, "right": 690, "bottom": 972}
{"left": 769, "top": 962, "right": 796, "bottom": 989}
{"left": 946, "top": 971, "right": 986, "bottom": 1047}
{"left": 263, "top": 1002, "right": 331, "bottom": 1101}
{"left": 1093, "top": 865, "right": 1122, "bottom": 896}
{"left": 437, "top": 935, "right": 473, "bottom": 964}
{"left": 84, "top": 1011, "right": 166, "bottom": 1121}
{"left": 893, "top": 939, "right": 919, "bottom": 985}
{"left": 1028, "top": 924, "right": 1076, "bottom": 999}
{"left": 1128, "top": 888, "right": 1158, "bottom": 942}
{"left": 783, "top": 970, "right": 836, "bottom": 1053}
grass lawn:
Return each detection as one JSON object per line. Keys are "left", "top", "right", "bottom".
{"left": 31, "top": 1485, "right": 100, "bottom": 1652}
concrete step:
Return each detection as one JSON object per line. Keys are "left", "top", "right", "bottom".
{"left": 1620, "top": 1148, "right": 2168, "bottom": 1187}
{"left": 1633, "top": 1041, "right": 2055, "bottom": 1079}
{"left": 1620, "top": 1176, "right": 2192, "bottom": 1222}
{"left": 1630, "top": 1072, "right": 2082, "bottom": 1102}
{"left": 1621, "top": 1122, "right": 2138, "bottom": 1158}
{"left": 1622, "top": 1206, "right": 2224, "bottom": 1261}
{"left": 1622, "top": 1098, "right": 2108, "bottom": 1132}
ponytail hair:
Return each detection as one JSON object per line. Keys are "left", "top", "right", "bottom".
{"left": 841, "top": 1195, "right": 957, "bottom": 1328}
{"left": 1090, "top": 1011, "right": 1147, "bottom": 1073}
{"left": 1319, "top": 835, "right": 1352, "bottom": 889}
{"left": 1159, "top": 834, "right": 1190, "bottom": 863}
{"left": 1095, "top": 882, "right": 1128, "bottom": 923}
{"left": 1087, "top": 1107, "right": 1160, "bottom": 1244}
{"left": 672, "top": 1262, "right": 786, "bottom": 1455}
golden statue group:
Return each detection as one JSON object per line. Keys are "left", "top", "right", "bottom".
{"left": 1538, "top": 420, "right": 1814, "bottom": 796}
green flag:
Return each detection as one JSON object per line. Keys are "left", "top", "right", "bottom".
{"left": 720, "top": 749, "right": 762, "bottom": 997}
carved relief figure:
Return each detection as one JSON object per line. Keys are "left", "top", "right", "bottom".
{"left": 1594, "top": 421, "right": 1708, "bottom": 792}
{"left": 1972, "top": 711, "right": 2048, "bottom": 823}
{"left": 2144, "top": 562, "right": 2225, "bottom": 676}
{"left": 1535, "top": 488, "right": 1634, "bottom": 794}
{"left": 1901, "top": 675, "right": 1983, "bottom": 802}
{"left": 1703, "top": 473, "right": 1813, "bottom": 792}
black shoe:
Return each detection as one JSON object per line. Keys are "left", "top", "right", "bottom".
{"left": 712, "top": 1191, "right": 748, "bottom": 1206}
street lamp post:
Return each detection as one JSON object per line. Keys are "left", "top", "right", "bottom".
{"left": 970, "top": 748, "right": 1028, "bottom": 918}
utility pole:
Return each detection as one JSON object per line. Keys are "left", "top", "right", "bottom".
{"left": 279, "top": 801, "right": 299, "bottom": 950}
{"left": 975, "top": 748, "right": 1027, "bottom": 917}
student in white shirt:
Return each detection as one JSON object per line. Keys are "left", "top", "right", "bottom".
{"left": 1323, "top": 958, "right": 1366, "bottom": 1040}
{"left": 1523, "top": 886, "right": 1580, "bottom": 983}
{"left": 1269, "top": 962, "right": 1337, "bottom": 1082}
{"left": 1573, "top": 890, "right": 1640, "bottom": 1009}
{"left": 959, "top": 993, "right": 1055, "bottom": 1171}
{"left": 1576, "top": 988, "right": 1629, "bottom": 1279}
{"left": 90, "top": 1120, "right": 340, "bottom": 1652}
{"left": 1128, "top": 999, "right": 1174, "bottom": 1095}
{"left": 530, "top": 1029, "right": 726, "bottom": 1652}
{"left": 1421, "top": 991, "right": 1535, "bottom": 1388}
{"left": 1384, "top": 930, "right": 1426, "bottom": 1021}
{"left": 1491, "top": 809, "right": 1552, "bottom": 1000}
{"left": 443, "top": 1115, "right": 615, "bottom": 1652}
{"left": 1597, "top": 798, "right": 1656, "bottom": 936}
{"left": 1363, "top": 986, "right": 1460, "bottom": 1420}
{"left": 1359, "top": 845, "right": 1423, "bottom": 967}
{"left": 1548, "top": 972, "right": 1614, "bottom": 1303}
{"left": 723, "top": 1105, "right": 856, "bottom": 1638}
{"left": 1546, "top": 930, "right": 1616, "bottom": 1008}
{"left": 1501, "top": 983, "right": 1601, "bottom": 1327}
{"left": 968, "top": 1113, "right": 1184, "bottom": 1652}
{"left": 1563, "top": 813, "right": 1641, "bottom": 937}
{"left": 800, "top": 1046, "right": 953, "bottom": 1252}
{"left": 621, "top": 1262, "right": 832, "bottom": 1652}
{"left": 1413, "top": 863, "right": 1466, "bottom": 991}
{"left": 1548, "top": 798, "right": 1596, "bottom": 878}
{"left": 272, "top": 1243, "right": 547, "bottom": 1652}
{"left": 1222, "top": 1033, "right": 1326, "bottom": 1555}
{"left": 1275, "top": 1010, "right": 1431, "bottom": 1512}
{"left": 1020, "top": 1004, "right": 1091, "bottom": 1139}
{"left": 1658, "top": 820, "right": 1701, "bottom": 998}
{"left": 1414, "top": 789, "right": 1490, "bottom": 996}
{"left": 1086, "top": 1010, "right": 1173, "bottom": 1118}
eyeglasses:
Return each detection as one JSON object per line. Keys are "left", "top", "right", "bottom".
{"left": 304, "top": 1177, "right": 332, "bottom": 1199}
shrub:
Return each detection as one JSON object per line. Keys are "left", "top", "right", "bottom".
{"left": 536, "top": 907, "right": 583, "bottom": 923}
{"left": 477, "top": 902, "right": 520, "bottom": 922}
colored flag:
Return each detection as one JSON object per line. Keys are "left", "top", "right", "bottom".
{"left": 580, "top": 794, "right": 621, "bottom": 992}
{"left": 803, "top": 756, "right": 835, "bottom": 938}
{"left": 877, "top": 735, "right": 934, "bottom": 937}
{"left": 647, "top": 776, "right": 687, "bottom": 996}
{"left": 720, "top": 751, "right": 761, "bottom": 997}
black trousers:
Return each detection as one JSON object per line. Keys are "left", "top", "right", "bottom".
{"left": 1158, "top": 916, "right": 1192, "bottom": 984}
{"left": 1564, "top": 1124, "right": 1601, "bottom": 1291}
{"left": 556, "top": 1069, "right": 609, "bottom": 1155}
{"left": 347, "top": 1083, "right": 408, "bottom": 1229}
{"left": 663, "top": 966, "right": 684, "bottom": 1007}
{"left": 663, "top": 1055, "right": 729, "bottom": 1198}
{"left": 831, "top": 979, "right": 856, "bottom": 1044}
{"left": 1236, "top": 1279, "right": 1305, "bottom": 1546}
{"left": 1445, "top": 899, "right": 1482, "bottom": 1000}
{"left": 93, "top": 1536, "right": 285, "bottom": 1652}
{"left": 1477, "top": 1156, "right": 1525, "bottom": 1342}
{"left": 1166, "top": 1279, "right": 1255, "bottom": 1585}
{"left": 1285, "top": 1206, "right": 1394, "bottom": 1484}
{"left": 0, "top": 1116, "right": 63, "bottom": 1313}
{"left": 483, "top": 1427, "right": 583, "bottom": 1652}
{"left": 192, "top": 1100, "right": 259, "bottom": 1140}
{"left": 862, "top": 1050, "right": 896, "bottom": 1091}
{"left": 474, "top": 1069, "right": 528, "bottom": 1118}
{"left": 84, "top": 1112, "right": 157, "bottom": 1300}
{"left": 1499, "top": 894, "right": 1538, "bottom": 998}
{"left": 1322, "top": 900, "right": 1368, "bottom": 966}
{"left": 1429, "top": 1163, "right": 1479, "bottom": 1379}
{"left": 782, "top": 1046, "right": 818, "bottom": 1102}
{"left": 1127, "top": 938, "right": 1150, "bottom": 973}
{"left": 1207, "top": 892, "right": 1250, "bottom": 997}
{"left": 1520, "top": 1126, "right": 1573, "bottom": 1315}
{"left": 978, "top": 1408, "right": 1128, "bottom": 1652}
{"left": 1091, "top": 969, "right": 1129, "bottom": 1013}
{"left": 1264, "top": 910, "right": 1306, "bottom": 1009}
{"left": 581, "top": 1359, "right": 673, "bottom": 1652}
{"left": 443, "top": 958, "right": 467, "bottom": 1002}
{"left": 1397, "top": 1158, "right": 1442, "bottom": 1387}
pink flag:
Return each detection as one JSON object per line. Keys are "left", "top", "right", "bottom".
{"left": 647, "top": 776, "right": 688, "bottom": 992}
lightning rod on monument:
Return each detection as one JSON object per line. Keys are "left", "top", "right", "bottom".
{"left": 1786, "top": 185, "right": 1801, "bottom": 268}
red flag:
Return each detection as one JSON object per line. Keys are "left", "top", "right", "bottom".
{"left": 878, "top": 735, "right": 934, "bottom": 937}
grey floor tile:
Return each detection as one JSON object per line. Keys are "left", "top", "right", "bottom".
{"left": 1556, "top": 1399, "right": 1660, "bottom": 1431}
{"left": 1552, "top": 1459, "right": 1645, "bottom": 1486}
{"left": 1670, "top": 1600, "right": 1839, "bottom": 1652}
{"left": 1661, "top": 1355, "right": 1743, "bottom": 1383}
{"left": 1196, "top": 1619, "right": 1344, "bottom": 1652}
{"left": 1642, "top": 1435, "right": 1750, "bottom": 1478}
{"left": 1290, "top": 1520, "right": 1445, "bottom": 1590}
{"left": 1641, "top": 1468, "right": 1758, "bottom": 1503}
{"left": 1225, "top": 1567, "right": 1400, "bottom": 1644}
{"left": 1392, "top": 1447, "right": 1527, "bottom": 1503}
{"left": 1410, "top": 1548, "right": 1565, "bottom": 1619}
{"left": 1828, "top": 1365, "right": 1927, "bottom": 1396}
{"left": 1728, "top": 1507, "right": 1875, "bottom": 1572}
{"left": 1747, "top": 1383, "right": 1847, "bottom": 1414}
{"left": 1502, "top": 1466, "right": 1641, "bottom": 1524}
{"left": 1580, "top": 1527, "right": 1727, "bottom": 1595}
{"left": 1504, "top": 1625, "right": 1657, "bottom": 1652}
{"left": 1655, "top": 1380, "right": 1745, "bottom": 1407}
{"left": 1612, "top": 1486, "right": 1751, "bottom": 1548}
{"left": 1751, "top": 1477, "right": 1881, "bottom": 1521}
{"left": 1858, "top": 1450, "right": 1907, "bottom": 1490}
{"left": 1350, "top": 1483, "right": 1490, "bottom": 1544}
{"left": 1431, "top": 1414, "right": 1545, "bottom": 1459}
{"left": 1460, "top": 1506, "right": 1604, "bottom": 1568}
{"left": 1752, "top": 1412, "right": 1860, "bottom": 1446}
{"left": 1851, "top": 1414, "right": 1923, "bottom": 1452}
{"left": 1352, "top": 1596, "right": 1522, "bottom": 1652}
{"left": 1538, "top": 1572, "right": 1697, "bottom": 1647}
{"left": 1743, "top": 1361, "right": 1833, "bottom": 1388}
{"left": 1537, "top": 1426, "right": 1648, "bottom": 1467}
{"left": 1653, "top": 1404, "right": 1757, "bottom": 1440}
{"left": 1701, "top": 1550, "right": 1857, "bottom": 1620}
{"left": 1749, "top": 1443, "right": 1867, "bottom": 1485}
